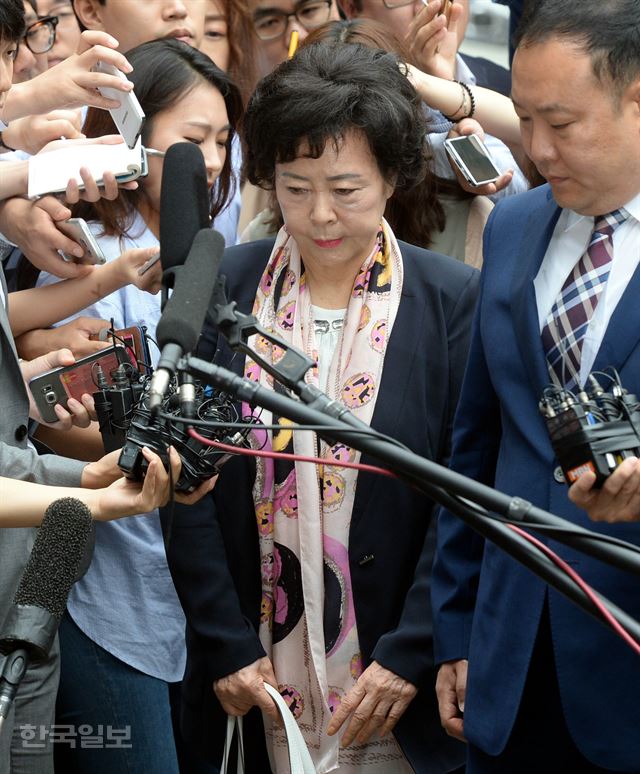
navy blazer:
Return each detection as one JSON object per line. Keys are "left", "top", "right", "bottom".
{"left": 432, "top": 185, "right": 640, "bottom": 770}
{"left": 164, "top": 239, "right": 479, "bottom": 773}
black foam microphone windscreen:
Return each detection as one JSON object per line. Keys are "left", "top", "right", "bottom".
{"left": 0, "top": 497, "right": 94, "bottom": 661}
{"left": 156, "top": 228, "right": 226, "bottom": 355}
{"left": 159, "top": 142, "right": 210, "bottom": 274}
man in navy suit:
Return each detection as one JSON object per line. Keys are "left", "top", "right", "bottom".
{"left": 432, "top": 1, "right": 640, "bottom": 771}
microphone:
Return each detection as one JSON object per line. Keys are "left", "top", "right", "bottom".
{"left": 159, "top": 142, "right": 210, "bottom": 290}
{"left": 148, "top": 228, "right": 226, "bottom": 413}
{"left": 0, "top": 498, "right": 93, "bottom": 727}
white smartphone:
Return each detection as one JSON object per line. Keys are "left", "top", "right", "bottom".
{"left": 57, "top": 218, "right": 107, "bottom": 265}
{"left": 92, "top": 61, "right": 145, "bottom": 149}
{"left": 444, "top": 134, "right": 502, "bottom": 187}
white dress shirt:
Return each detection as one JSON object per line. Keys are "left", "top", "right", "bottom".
{"left": 534, "top": 192, "right": 640, "bottom": 385}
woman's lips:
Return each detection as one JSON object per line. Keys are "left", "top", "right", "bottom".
{"left": 313, "top": 238, "right": 343, "bottom": 248}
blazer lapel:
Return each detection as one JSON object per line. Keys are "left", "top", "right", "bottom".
{"left": 592, "top": 259, "right": 640, "bottom": 374}
{"left": 510, "top": 192, "right": 562, "bottom": 396}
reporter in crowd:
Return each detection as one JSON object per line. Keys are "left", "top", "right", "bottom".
{"left": 35, "top": 38, "right": 242, "bottom": 774}
{"left": 432, "top": 2, "right": 640, "bottom": 772}
{"left": 166, "top": 42, "right": 478, "bottom": 772}
{"left": 73, "top": 0, "right": 243, "bottom": 248}
{"left": 0, "top": 4, "right": 213, "bottom": 773}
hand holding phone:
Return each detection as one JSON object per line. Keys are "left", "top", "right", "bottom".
{"left": 29, "top": 345, "right": 130, "bottom": 424}
{"left": 57, "top": 218, "right": 106, "bottom": 265}
{"left": 92, "top": 61, "right": 145, "bottom": 149}
{"left": 444, "top": 134, "right": 502, "bottom": 187}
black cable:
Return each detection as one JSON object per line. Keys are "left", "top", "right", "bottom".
{"left": 154, "top": 410, "right": 409, "bottom": 439}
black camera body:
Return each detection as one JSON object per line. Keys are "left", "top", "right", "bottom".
{"left": 540, "top": 373, "right": 640, "bottom": 487}
{"left": 93, "top": 361, "right": 248, "bottom": 493}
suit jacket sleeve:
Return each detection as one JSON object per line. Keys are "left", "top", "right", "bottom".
{"left": 431, "top": 216, "right": 503, "bottom": 666}
{"left": 0, "top": 441, "right": 85, "bottom": 486}
{"left": 163, "top": 489, "right": 266, "bottom": 685}
{"left": 372, "top": 266, "right": 480, "bottom": 686}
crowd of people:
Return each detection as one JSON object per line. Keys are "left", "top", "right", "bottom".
{"left": 0, "top": 0, "right": 639, "bottom": 773}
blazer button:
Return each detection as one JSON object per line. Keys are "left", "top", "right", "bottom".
{"left": 14, "top": 424, "right": 28, "bottom": 442}
{"left": 358, "top": 554, "right": 375, "bottom": 566}
{"left": 553, "top": 466, "right": 566, "bottom": 484}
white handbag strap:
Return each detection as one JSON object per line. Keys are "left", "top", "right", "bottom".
{"left": 221, "top": 713, "right": 245, "bottom": 774}
{"left": 263, "top": 682, "right": 316, "bottom": 773}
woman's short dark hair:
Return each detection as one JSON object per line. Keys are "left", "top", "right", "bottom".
{"left": 0, "top": 0, "right": 26, "bottom": 42}
{"left": 298, "top": 20, "right": 462, "bottom": 249}
{"left": 243, "top": 42, "right": 428, "bottom": 194}
{"left": 74, "top": 38, "right": 243, "bottom": 238}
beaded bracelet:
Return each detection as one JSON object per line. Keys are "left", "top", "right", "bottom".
{"left": 443, "top": 80, "right": 477, "bottom": 123}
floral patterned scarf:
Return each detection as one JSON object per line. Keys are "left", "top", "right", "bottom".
{"left": 243, "top": 220, "right": 409, "bottom": 773}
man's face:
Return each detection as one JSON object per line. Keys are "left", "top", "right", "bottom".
{"left": 73, "top": 0, "right": 206, "bottom": 53}
{"left": 38, "top": 0, "right": 81, "bottom": 67}
{"left": 250, "top": 0, "right": 338, "bottom": 79}
{"left": 512, "top": 38, "right": 640, "bottom": 216}
{"left": 13, "top": 2, "right": 47, "bottom": 82}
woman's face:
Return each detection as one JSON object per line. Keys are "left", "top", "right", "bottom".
{"left": 37, "top": 0, "right": 82, "bottom": 69}
{"left": 275, "top": 129, "right": 394, "bottom": 274}
{"left": 200, "top": 0, "right": 230, "bottom": 71}
{"left": 142, "top": 79, "right": 231, "bottom": 224}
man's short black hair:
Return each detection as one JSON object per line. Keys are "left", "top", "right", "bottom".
{"left": 243, "top": 42, "right": 427, "bottom": 192}
{"left": 0, "top": 0, "right": 26, "bottom": 42}
{"left": 515, "top": 0, "right": 640, "bottom": 95}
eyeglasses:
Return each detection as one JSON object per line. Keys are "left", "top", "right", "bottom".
{"left": 253, "top": 0, "right": 332, "bottom": 41}
{"left": 21, "top": 15, "right": 59, "bottom": 55}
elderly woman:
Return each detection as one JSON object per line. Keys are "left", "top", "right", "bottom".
{"left": 167, "top": 42, "right": 478, "bottom": 773}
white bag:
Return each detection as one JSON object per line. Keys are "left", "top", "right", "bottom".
{"left": 221, "top": 682, "right": 316, "bottom": 773}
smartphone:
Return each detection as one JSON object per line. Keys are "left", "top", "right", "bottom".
{"left": 92, "top": 61, "right": 146, "bottom": 149}
{"left": 28, "top": 141, "right": 148, "bottom": 198}
{"left": 440, "top": 0, "right": 454, "bottom": 23}
{"left": 137, "top": 252, "right": 161, "bottom": 276}
{"left": 57, "top": 218, "right": 106, "bottom": 265}
{"left": 29, "top": 345, "right": 130, "bottom": 424}
{"left": 444, "top": 134, "right": 502, "bottom": 187}
{"left": 90, "top": 325, "right": 152, "bottom": 369}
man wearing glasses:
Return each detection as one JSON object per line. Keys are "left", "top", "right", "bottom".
{"left": 13, "top": 1, "right": 56, "bottom": 81}
{"left": 251, "top": 0, "right": 339, "bottom": 79}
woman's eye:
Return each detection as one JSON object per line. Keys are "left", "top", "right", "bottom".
{"left": 287, "top": 187, "right": 307, "bottom": 195}
{"left": 205, "top": 30, "right": 227, "bottom": 40}
{"left": 185, "top": 137, "right": 203, "bottom": 146}
{"left": 335, "top": 188, "right": 357, "bottom": 196}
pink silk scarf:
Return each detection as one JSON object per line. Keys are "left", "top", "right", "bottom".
{"left": 243, "top": 221, "right": 411, "bottom": 773}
